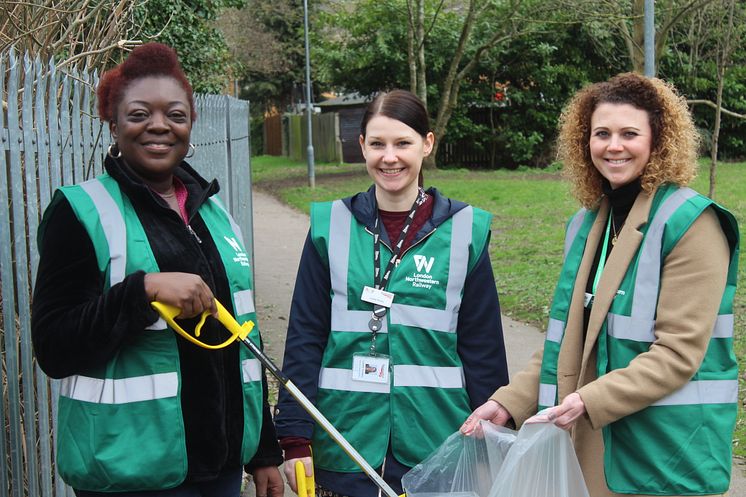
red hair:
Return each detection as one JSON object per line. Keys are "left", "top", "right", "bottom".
{"left": 97, "top": 42, "right": 196, "bottom": 122}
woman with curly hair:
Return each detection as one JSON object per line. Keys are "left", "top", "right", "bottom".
{"left": 32, "top": 43, "right": 284, "bottom": 496}
{"left": 461, "top": 72, "right": 739, "bottom": 497}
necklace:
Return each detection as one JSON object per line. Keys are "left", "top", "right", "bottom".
{"left": 610, "top": 212, "right": 622, "bottom": 246}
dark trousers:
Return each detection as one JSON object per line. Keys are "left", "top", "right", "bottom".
{"left": 74, "top": 468, "right": 243, "bottom": 497}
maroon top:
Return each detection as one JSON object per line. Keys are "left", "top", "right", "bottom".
{"left": 173, "top": 176, "right": 189, "bottom": 223}
{"left": 378, "top": 193, "right": 434, "bottom": 253}
{"left": 152, "top": 176, "right": 189, "bottom": 223}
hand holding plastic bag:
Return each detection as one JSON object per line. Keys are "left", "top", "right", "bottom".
{"left": 487, "top": 421, "right": 590, "bottom": 497}
{"left": 402, "top": 420, "right": 517, "bottom": 497}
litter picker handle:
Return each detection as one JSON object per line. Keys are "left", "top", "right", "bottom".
{"left": 295, "top": 459, "right": 315, "bottom": 497}
{"left": 151, "top": 300, "right": 401, "bottom": 497}
{"left": 236, "top": 334, "right": 400, "bottom": 497}
{"left": 151, "top": 300, "right": 252, "bottom": 349}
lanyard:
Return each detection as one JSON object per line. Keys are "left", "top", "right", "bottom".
{"left": 367, "top": 188, "right": 427, "bottom": 348}
{"left": 588, "top": 212, "right": 613, "bottom": 308}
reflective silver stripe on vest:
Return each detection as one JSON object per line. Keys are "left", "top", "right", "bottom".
{"left": 546, "top": 318, "right": 565, "bottom": 343}
{"left": 59, "top": 372, "right": 178, "bottom": 404}
{"left": 389, "top": 303, "right": 455, "bottom": 332}
{"left": 234, "top": 289, "right": 255, "bottom": 315}
{"left": 607, "top": 313, "right": 734, "bottom": 342}
{"left": 319, "top": 367, "right": 391, "bottom": 393}
{"left": 241, "top": 358, "right": 262, "bottom": 383}
{"left": 390, "top": 207, "right": 472, "bottom": 333}
{"left": 318, "top": 365, "right": 464, "bottom": 392}
{"left": 604, "top": 188, "right": 736, "bottom": 409}
{"left": 209, "top": 197, "right": 245, "bottom": 246}
{"left": 652, "top": 379, "right": 738, "bottom": 406}
{"left": 539, "top": 383, "right": 557, "bottom": 407}
{"left": 631, "top": 188, "right": 697, "bottom": 321}
{"left": 146, "top": 317, "right": 167, "bottom": 330}
{"left": 392, "top": 365, "right": 464, "bottom": 388}
{"left": 328, "top": 201, "right": 473, "bottom": 334}
{"left": 80, "top": 179, "right": 127, "bottom": 286}
{"left": 606, "top": 313, "right": 655, "bottom": 342}
{"left": 712, "top": 314, "right": 734, "bottom": 338}
{"left": 606, "top": 188, "right": 732, "bottom": 342}
{"left": 329, "top": 201, "right": 387, "bottom": 333}
{"left": 564, "top": 208, "right": 589, "bottom": 260}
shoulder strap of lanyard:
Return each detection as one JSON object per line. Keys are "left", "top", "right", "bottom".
{"left": 367, "top": 188, "right": 427, "bottom": 347}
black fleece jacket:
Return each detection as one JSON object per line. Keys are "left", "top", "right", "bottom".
{"left": 31, "top": 156, "right": 282, "bottom": 483}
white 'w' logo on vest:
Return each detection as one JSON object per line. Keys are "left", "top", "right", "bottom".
{"left": 413, "top": 255, "right": 434, "bottom": 273}
{"left": 224, "top": 236, "right": 242, "bottom": 252}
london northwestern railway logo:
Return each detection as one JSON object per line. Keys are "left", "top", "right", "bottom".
{"left": 407, "top": 254, "right": 440, "bottom": 290}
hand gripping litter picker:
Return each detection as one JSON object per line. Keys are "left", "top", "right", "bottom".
{"left": 152, "top": 299, "right": 402, "bottom": 497}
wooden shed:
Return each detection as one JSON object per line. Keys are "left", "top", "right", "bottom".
{"left": 316, "top": 93, "right": 369, "bottom": 164}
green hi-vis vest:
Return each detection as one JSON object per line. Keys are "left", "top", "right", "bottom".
{"left": 50, "top": 175, "right": 263, "bottom": 492}
{"left": 538, "top": 184, "right": 739, "bottom": 495}
{"left": 309, "top": 200, "right": 492, "bottom": 471}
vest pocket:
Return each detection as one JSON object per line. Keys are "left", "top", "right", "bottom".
{"left": 57, "top": 396, "right": 187, "bottom": 491}
{"left": 604, "top": 404, "right": 733, "bottom": 494}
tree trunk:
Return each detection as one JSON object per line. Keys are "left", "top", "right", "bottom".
{"left": 626, "top": 0, "right": 717, "bottom": 75}
{"left": 416, "top": 0, "right": 427, "bottom": 107}
{"left": 709, "top": 0, "right": 737, "bottom": 199}
{"left": 408, "top": 0, "right": 529, "bottom": 168}
{"left": 631, "top": 0, "right": 645, "bottom": 72}
{"left": 427, "top": 0, "right": 481, "bottom": 169}
{"left": 407, "top": 2, "right": 417, "bottom": 94}
{"left": 709, "top": 66, "right": 724, "bottom": 199}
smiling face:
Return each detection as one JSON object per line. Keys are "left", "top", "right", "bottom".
{"left": 359, "top": 114, "right": 434, "bottom": 210}
{"left": 110, "top": 76, "right": 192, "bottom": 183}
{"left": 589, "top": 102, "right": 653, "bottom": 189}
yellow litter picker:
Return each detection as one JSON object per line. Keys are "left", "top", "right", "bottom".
{"left": 152, "top": 299, "right": 403, "bottom": 497}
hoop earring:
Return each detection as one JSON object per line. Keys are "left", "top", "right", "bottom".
{"left": 107, "top": 143, "right": 122, "bottom": 159}
{"left": 185, "top": 143, "right": 196, "bottom": 159}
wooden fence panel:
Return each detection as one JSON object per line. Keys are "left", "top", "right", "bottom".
{"left": 284, "top": 112, "right": 341, "bottom": 163}
{"left": 263, "top": 114, "right": 282, "bottom": 156}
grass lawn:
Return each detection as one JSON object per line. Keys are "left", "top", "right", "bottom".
{"left": 251, "top": 155, "right": 746, "bottom": 457}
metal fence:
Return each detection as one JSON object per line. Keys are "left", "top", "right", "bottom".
{"left": 0, "top": 48, "right": 253, "bottom": 497}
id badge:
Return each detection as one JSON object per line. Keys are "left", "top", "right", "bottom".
{"left": 361, "top": 286, "right": 395, "bottom": 308}
{"left": 584, "top": 292, "right": 594, "bottom": 309}
{"left": 352, "top": 353, "right": 390, "bottom": 384}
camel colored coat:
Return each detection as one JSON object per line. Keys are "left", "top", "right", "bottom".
{"left": 492, "top": 188, "right": 731, "bottom": 497}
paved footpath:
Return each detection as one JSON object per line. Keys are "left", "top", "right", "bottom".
{"left": 246, "top": 189, "right": 745, "bottom": 497}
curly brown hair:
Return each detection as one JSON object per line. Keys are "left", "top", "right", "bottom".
{"left": 557, "top": 72, "right": 699, "bottom": 208}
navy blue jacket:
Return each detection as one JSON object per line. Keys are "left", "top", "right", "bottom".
{"left": 275, "top": 186, "right": 509, "bottom": 496}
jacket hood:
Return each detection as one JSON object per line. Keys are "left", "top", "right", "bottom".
{"left": 342, "top": 184, "right": 469, "bottom": 237}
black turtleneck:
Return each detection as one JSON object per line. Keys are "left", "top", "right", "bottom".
{"left": 583, "top": 178, "right": 642, "bottom": 334}
{"left": 604, "top": 178, "right": 642, "bottom": 240}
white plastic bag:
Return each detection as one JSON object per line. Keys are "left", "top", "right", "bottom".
{"left": 487, "top": 421, "right": 590, "bottom": 497}
{"left": 402, "top": 420, "right": 517, "bottom": 497}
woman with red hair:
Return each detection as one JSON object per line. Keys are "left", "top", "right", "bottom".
{"left": 32, "top": 43, "right": 284, "bottom": 497}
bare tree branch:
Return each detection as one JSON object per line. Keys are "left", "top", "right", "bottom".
{"left": 687, "top": 100, "right": 746, "bottom": 119}
{"left": 0, "top": 0, "right": 138, "bottom": 70}
{"left": 419, "top": 0, "right": 445, "bottom": 52}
